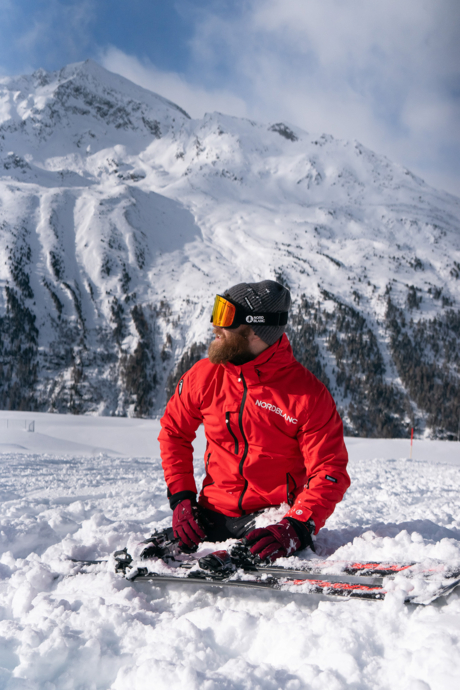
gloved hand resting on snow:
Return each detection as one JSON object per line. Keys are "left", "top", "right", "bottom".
{"left": 244, "top": 517, "right": 314, "bottom": 563}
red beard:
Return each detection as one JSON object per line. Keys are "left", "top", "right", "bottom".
{"left": 208, "top": 327, "right": 256, "bottom": 365}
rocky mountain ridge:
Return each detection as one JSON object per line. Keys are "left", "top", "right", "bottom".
{"left": 0, "top": 60, "right": 459, "bottom": 437}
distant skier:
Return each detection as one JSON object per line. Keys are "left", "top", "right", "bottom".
{"left": 158, "top": 280, "right": 350, "bottom": 562}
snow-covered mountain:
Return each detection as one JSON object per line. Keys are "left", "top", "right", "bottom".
{"left": 0, "top": 59, "right": 459, "bottom": 437}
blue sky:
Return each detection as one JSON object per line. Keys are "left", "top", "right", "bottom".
{"left": 0, "top": 0, "right": 459, "bottom": 195}
{"left": 0, "top": 1, "right": 197, "bottom": 75}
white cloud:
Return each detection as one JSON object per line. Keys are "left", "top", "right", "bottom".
{"left": 100, "top": 46, "right": 248, "bottom": 120}
{"left": 184, "top": 0, "right": 460, "bottom": 195}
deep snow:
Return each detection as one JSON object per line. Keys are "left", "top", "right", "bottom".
{"left": 0, "top": 410, "right": 460, "bottom": 689}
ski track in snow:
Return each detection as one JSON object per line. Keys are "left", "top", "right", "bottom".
{"left": 0, "top": 414, "right": 460, "bottom": 689}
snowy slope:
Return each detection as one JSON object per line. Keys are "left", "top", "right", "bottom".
{"left": 0, "top": 412, "right": 460, "bottom": 689}
{"left": 0, "top": 60, "right": 459, "bottom": 436}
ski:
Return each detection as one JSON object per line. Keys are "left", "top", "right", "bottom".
{"left": 128, "top": 570, "right": 388, "bottom": 600}
{"left": 110, "top": 545, "right": 460, "bottom": 605}
{"left": 124, "top": 566, "right": 460, "bottom": 604}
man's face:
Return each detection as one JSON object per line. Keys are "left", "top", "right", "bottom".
{"left": 208, "top": 325, "right": 255, "bottom": 365}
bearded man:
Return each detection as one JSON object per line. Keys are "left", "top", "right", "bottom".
{"left": 158, "top": 280, "right": 350, "bottom": 562}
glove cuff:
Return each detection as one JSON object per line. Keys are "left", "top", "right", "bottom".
{"left": 168, "top": 490, "right": 197, "bottom": 511}
{"left": 284, "top": 517, "right": 315, "bottom": 552}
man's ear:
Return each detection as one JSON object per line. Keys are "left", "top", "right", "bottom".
{"left": 246, "top": 329, "right": 269, "bottom": 354}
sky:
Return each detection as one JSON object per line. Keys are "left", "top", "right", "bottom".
{"left": 0, "top": 0, "right": 459, "bottom": 196}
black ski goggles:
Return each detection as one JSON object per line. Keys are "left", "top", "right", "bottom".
{"left": 211, "top": 294, "right": 288, "bottom": 329}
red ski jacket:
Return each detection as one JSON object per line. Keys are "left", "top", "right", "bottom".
{"left": 159, "top": 334, "right": 350, "bottom": 532}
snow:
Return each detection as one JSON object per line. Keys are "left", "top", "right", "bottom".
{"left": 0, "top": 411, "right": 460, "bottom": 689}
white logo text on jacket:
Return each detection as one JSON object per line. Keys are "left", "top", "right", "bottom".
{"left": 255, "top": 399, "right": 298, "bottom": 424}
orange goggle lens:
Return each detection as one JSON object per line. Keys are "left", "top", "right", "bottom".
{"left": 211, "top": 295, "right": 236, "bottom": 327}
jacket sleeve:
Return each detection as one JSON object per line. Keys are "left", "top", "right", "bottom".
{"left": 158, "top": 366, "right": 204, "bottom": 497}
{"left": 284, "top": 383, "right": 350, "bottom": 532}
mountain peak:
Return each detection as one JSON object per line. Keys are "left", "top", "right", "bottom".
{"left": 62, "top": 59, "right": 191, "bottom": 119}
{"left": 2, "top": 59, "right": 191, "bottom": 124}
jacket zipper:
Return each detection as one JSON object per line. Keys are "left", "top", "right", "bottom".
{"left": 226, "top": 411, "right": 239, "bottom": 454}
{"left": 237, "top": 372, "right": 249, "bottom": 515}
{"left": 202, "top": 452, "right": 214, "bottom": 492}
{"left": 286, "top": 472, "right": 297, "bottom": 506}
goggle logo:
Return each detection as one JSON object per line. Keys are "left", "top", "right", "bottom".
{"left": 246, "top": 315, "right": 265, "bottom": 323}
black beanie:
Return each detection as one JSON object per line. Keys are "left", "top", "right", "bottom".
{"left": 224, "top": 280, "right": 291, "bottom": 346}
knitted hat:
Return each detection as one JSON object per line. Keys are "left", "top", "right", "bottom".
{"left": 224, "top": 280, "right": 291, "bottom": 346}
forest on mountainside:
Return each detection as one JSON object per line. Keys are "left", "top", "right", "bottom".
{"left": 1, "top": 272, "right": 459, "bottom": 439}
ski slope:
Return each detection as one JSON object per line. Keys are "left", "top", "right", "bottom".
{"left": 0, "top": 411, "right": 460, "bottom": 689}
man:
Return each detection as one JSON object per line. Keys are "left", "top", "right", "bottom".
{"left": 158, "top": 280, "right": 350, "bottom": 563}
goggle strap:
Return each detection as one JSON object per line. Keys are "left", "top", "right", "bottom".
{"left": 242, "top": 312, "right": 289, "bottom": 326}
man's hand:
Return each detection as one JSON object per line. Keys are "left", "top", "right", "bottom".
{"left": 172, "top": 498, "right": 206, "bottom": 551}
{"left": 244, "top": 518, "right": 313, "bottom": 562}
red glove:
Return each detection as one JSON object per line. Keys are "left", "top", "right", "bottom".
{"left": 172, "top": 499, "right": 206, "bottom": 550}
{"left": 244, "top": 518, "right": 304, "bottom": 562}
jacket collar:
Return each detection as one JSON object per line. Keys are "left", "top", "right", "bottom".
{"left": 222, "top": 333, "right": 295, "bottom": 386}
